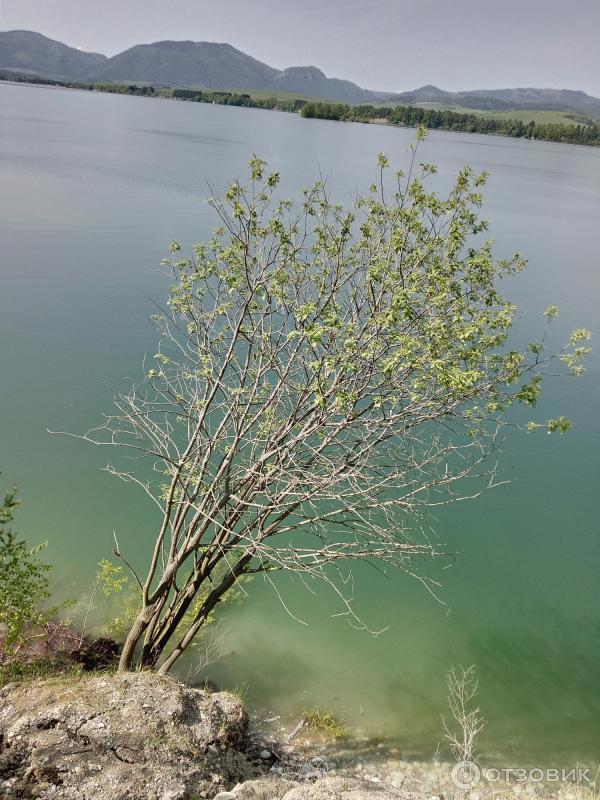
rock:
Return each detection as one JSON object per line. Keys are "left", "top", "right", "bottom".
{"left": 228, "top": 777, "right": 296, "bottom": 800}
{"left": 388, "top": 771, "right": 405, "bottom": 789}
{"left": 0, "top": 672, "right": 256, "bottom": 800}
{"left": 228, "top": 776, "right": 421, "bottom": 800}
{"left": 300, "top": 769, "right": 323, "bottom": 781}
{"left": 261, "top": 750, "right": 273, "bottom": 760}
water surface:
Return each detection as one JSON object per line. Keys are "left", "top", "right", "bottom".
{"left": 1, "top": 82, "right": 599, "bottom": 765}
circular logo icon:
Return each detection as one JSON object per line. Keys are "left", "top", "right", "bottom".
{"left": 451, "top": 760, "right": 481, "bottom": 790}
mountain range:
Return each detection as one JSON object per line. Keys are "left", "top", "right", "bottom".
{"left": 1, "top": 29, "right": 599, "bottom": 117}
{"left": 389, "top": 84, "right": 600, "bottom": 117}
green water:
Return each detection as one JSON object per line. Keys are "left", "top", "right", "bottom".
{"left": 1, "top": 82, "right": 599, "bottom": 765}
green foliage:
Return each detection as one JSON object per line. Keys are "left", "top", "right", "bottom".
{"left": 173, "top": 87, "right": 308, "bottom": 113}
{"left": 93, "top": 561, "right": 142, "bottom": 642}
{"left": 516, "top": 376, "right": 543, "bottom": 406}
{"left": 546, "top": 416, "right": 572, "bottom": 435}
{"left": 303, "top": 707, "right": 348, "bottom": 739}
{"left": 97, "top": 559, "right": 128, "bottom": 596}
{"left": 0, "top": 476, "right": 52, "bottom": 656}
{"left": 301, "top": 101, "right": 349, "bottom": 121}
{"left": 170, "top": 150, "right": 585, "bottom": 439}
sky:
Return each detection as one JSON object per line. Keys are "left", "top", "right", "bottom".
{"left": 2, "top": 0, "right": 600, "bottom": 97}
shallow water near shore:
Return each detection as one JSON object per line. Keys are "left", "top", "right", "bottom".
{"left": 1, "top": 82, "right": 599, "bottom": 766}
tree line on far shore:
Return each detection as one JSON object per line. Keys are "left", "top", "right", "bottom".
{"left": 2, "top": 70, "right": 599, "bottom": 147}
{"left": 299, "top": 101, "right": 600, "bottom": 147}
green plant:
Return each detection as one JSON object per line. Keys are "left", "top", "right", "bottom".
{"left": 229, "top": 681, "right": 250, "bottom": 703}
{"left": 0, "top": 476, "right": 52, "bottom": 662}
{"left": 303, "top": 707, "right": 348, "bottom": 739}
{"left": 94, "top": 560, "right": 142, "bottom": 642}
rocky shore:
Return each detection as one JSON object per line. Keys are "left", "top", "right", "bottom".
{"left": 0, "top": 674, "right": 592, "bottom": 800}
{"left": 247, "top": 731, "right": 590, "bottom": 800}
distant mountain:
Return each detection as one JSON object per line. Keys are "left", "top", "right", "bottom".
{"left": 385, "top": 84, "right": 456, "bottom": 104}
{"left": 462, "top": 87, "right": 600, "bottom": 117}
{"left": 95, "top": 40, "right": 279, "bottom": 90}
{"left": 0, "top": 30, "right": 374, "bottom": 102}
{"left": 1, "top": 31, "right": 599, "bottom": 115}
{"left": 383, "top": 85, "right": 600, "bottom": 118}
{"left": 94, "top": 42, "right": 373, "bottom": 102}
{"left": 271, "top": 66, "right": 375, "bottom": 103}
{"left": 0, "top": 30, "right": 107, "bottom": 79}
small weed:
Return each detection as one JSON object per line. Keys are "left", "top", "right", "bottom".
{"left": 303, "top": 707, "right": 348, "bottom": 739}
{"left": 230, "top": 681, "right": 249, "bottom": 703}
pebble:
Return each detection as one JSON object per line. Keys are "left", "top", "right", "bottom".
{"left": 260, "top": 749, "right": 272, "bottom": 760}
{"left": 301, "top": 770, "right": 321, "bottom": 780}
{"left": 389, "top": 771, "right": 405, "bottom": 787}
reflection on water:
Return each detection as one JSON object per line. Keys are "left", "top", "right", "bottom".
{"left": 128, "top": 126, "right": 246, "bottom": 146}
{"left": 0, "top": 81, "right": 599, "bottom": 764}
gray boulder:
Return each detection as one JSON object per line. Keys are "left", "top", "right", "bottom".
{"left": 0, "top": 672, "right": 255, "bottom": 799}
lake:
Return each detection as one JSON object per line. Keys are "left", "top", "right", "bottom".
{"left": 1, "top": 82, "right": 599, "bottom": 765}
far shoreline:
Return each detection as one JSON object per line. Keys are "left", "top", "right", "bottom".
{"left": 1, "top": 74, "right": 599, "bottom": 151}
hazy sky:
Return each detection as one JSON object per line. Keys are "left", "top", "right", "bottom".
{"left": 2, "top": 0, "right": 600, "bottom": 96}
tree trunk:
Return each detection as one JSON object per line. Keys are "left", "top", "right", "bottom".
{"left": 140, "top": 580, "right": 204, "bottom": 668}
{"left": 117, "top": 605, "right": 156, "bottom": 671}
{"left": 156, "top": 554, "right": 252, "bottom": 674}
